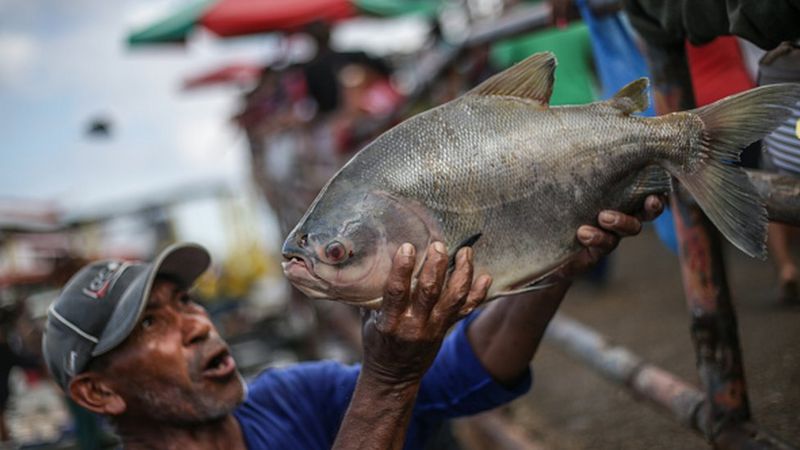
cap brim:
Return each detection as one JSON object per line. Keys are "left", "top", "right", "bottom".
{"left": 92, "top": 243, "right": 211, "bottom": 356}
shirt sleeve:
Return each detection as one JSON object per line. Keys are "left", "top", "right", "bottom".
{"left": 412, "top": 310, "right": 532, "bottom": 420}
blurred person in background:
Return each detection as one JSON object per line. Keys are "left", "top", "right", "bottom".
{"left": 0, "top": 303, "right": 41, "bottom": 443}
{"left": 0, "top": 307, "right": 15, "bottom": 442}
{"left": 39, "top": 199, "right": 662, "bottom": 449}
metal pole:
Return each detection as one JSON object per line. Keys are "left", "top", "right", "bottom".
{"left": 545, "top": 315, "right": 704, "bottom": 429}
{"left": 643, "top": 42, "right": 766, "bottom": 448}
{"left": 745, "top": 170, "right": 800, "bottom": 226}
{"left": 545, "top": 315, "right": 797, "bottom": 449}
{"left": 670, "top": 193, "right": 752, "bottom": 440}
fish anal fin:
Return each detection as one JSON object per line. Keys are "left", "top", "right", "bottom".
{"left": 468, "top": 52, "right": 556, "bottom": 106}
{"left": 490, "top": 280, "right": 558, "bottom": 299}
{"left": 609, "top": 78, "right": 650, "bottom": 115}
{"left": 630, "top": 165, "right": 672, "bottom": 197}
{"left": 488, "top": 259, "right": 571, "bottom": 300}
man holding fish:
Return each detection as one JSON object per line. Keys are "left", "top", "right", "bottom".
{"left": 39, "top": 197, "right": 661, "bottom": 450}
{"left": 40, "top": 42, "right": 800, "bottom": 448}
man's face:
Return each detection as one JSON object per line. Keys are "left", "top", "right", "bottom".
{"left": 96, "top": 279, "right": 245, "bottom": 424}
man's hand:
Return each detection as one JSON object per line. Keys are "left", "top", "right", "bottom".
{"left": 361, "top": 242, "right": 492, "bottom": 385}
{"left": 559, "top": 195, "right": 665, "bottom": 279}
{"left": 334, "top": 242, "right": 490, "bottom": 450}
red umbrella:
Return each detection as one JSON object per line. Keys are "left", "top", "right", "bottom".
{"left": 200, "top": 0, "right": 356, "bottom": 37}
{"left": 182, "top": 63, "right": 264, "bottom": 90}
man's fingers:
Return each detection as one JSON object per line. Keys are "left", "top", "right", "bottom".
{"left": 382, "top": 243, "right": 416, "bottom": 321}
{"left": 435, "top": 247, "right": 474, "bottom": 317}
{"left": 460, "top": 274, "right": 492, "bottom": 316}
{"left": 598, "top": 210, "right": 642, "bottom": 237}
{"left": 413, "top": 241, "right": 449, "bottom": 316}
{"left": 641, "top": 195, "right": 666, "bottom": 222}
{"left": 577, "top": 225, "right": 619, "bottom": 253}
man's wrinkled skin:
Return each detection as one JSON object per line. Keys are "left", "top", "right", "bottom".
{"left": 333, "top": 242, "right": 491, "bottom": 450}
{"left": 66, "top": 197, "right": 663, "bottom": 450}
{"left": 68, "top": 281, "right": 248, "bottom": 450}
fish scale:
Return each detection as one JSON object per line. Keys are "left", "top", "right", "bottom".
{"left": 282, "top": 52, "right": 800, "bottom": 307}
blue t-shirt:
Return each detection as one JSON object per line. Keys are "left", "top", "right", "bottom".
{"left": 233, "top": 313, "right": 532, "bottom": 449}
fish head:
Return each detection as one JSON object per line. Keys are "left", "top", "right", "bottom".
{"left": 281, "top": 189, "right": 437, "bottom": 309}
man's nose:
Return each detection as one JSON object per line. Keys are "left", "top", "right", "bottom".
{"left": 182, "top": 313, "right": 212, "bottom": 346}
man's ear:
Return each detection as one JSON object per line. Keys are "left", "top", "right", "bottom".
{"left": 69, "top": 373, "right": 127, "bottom": 416}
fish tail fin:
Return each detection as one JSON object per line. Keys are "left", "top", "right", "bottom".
{"left": 675, "top": 83, "right": 800, "bottom": 259}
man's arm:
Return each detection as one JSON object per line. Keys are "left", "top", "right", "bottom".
{"left": 333, "top": 242, "right": 491, "bottom": 450}
{"left": 468, "top": 197, "right": 665, "bottom": 385}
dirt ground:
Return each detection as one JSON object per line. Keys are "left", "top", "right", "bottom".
{"left": 503, "top": 225, "right": 800, "bottom": 449}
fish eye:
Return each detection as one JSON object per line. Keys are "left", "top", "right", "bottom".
{"left": 325, "top": 241, "right": 347, "bottom": 263}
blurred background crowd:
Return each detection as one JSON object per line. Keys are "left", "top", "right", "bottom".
{"left": 1, "top": 0, "right": 798, "bottom": 448}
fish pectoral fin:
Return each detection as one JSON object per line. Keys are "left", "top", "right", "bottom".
{"left": 448, "top": 232, "right": 483, "bottom": 271}
{"left": 609, "top": 78, "right": 650, "bottom": 115}
{"left": 467, "top": 52, "right": 556, "bottom": 107}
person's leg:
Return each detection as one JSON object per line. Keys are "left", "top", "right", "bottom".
{"left": 768, "top": 222, "right": 799, "bottom": 303}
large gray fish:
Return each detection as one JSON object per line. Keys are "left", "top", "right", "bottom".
{"left": 281, "top": 52, "right": 800, "bottom": 308}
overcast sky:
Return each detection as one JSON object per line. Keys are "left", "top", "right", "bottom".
{"left": 0, "top": 0, "right": 277, "bottom": 213}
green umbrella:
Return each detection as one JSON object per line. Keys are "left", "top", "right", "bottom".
{"left": 127, "top": 0, "right": 216, "bottom": 46}
{"left": 354, "top": 0, "right": 440, "bottom": 18}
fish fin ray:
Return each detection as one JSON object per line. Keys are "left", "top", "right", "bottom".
{"left": 630, "top": 165, "right": 671, "bottom": 197}
{"left": 676, "top": 83, "right": 800, "bottom": 259}
{"left": 447, "top": 232, "right": 483, "bottom": 271}
{"left": 488, "top": 259, "right": 570, "bottom": 300}
{"left": 609, "top": 78, "right": 650, "bottom": 114}
{"left": 467, "top": 52, "right": 556, "bottom": 106}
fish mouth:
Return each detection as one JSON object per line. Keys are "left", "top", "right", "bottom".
{"left": 281, "top": 255, "right": 332, "bottom": 299}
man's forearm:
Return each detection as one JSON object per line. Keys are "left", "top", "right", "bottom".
{"left": 467, "top": 282, "right": 570, "bottom": 385}
{"left": 332, "top": 372, "right": 421, "bottom": 450}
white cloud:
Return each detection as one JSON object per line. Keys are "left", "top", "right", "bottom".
{"left": 0, "top": 32, "right": 37, "bottom": 87}
{"left": 0, "top": 0, "right": 258, "bottom": 211}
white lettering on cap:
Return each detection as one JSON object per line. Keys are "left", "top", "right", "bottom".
{"left": 82, "top": 261, "right": 131, "bottom": 299}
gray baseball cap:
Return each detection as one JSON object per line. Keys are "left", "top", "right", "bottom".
{"left": 42, "top": 242, "right": 211, "bottom": 390}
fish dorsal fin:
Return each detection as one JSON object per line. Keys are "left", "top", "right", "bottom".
{"left": 609, "top": 78, "right": 650, "bottom": 114}
{"left": 468, "top": 52, "right": 556, "bottom": 106}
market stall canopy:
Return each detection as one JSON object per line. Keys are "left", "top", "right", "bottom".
{"left": 127, "top": 0, "right": 444, "bottom": 46}
{"left": 128, "top": 0, "right": 216, "bottom": 45}
{"left": 354, "top": 0, "right": 440, "bottom": 18}
{"left": 182, "top": 62, "right": 263, "bottom": 90}
{"left": 199, "top": 0, "right": 356, "bottom": 37}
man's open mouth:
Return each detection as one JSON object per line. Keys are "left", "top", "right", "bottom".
{"left": 202, "top": 347, "right": 236, "bottom": 380}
